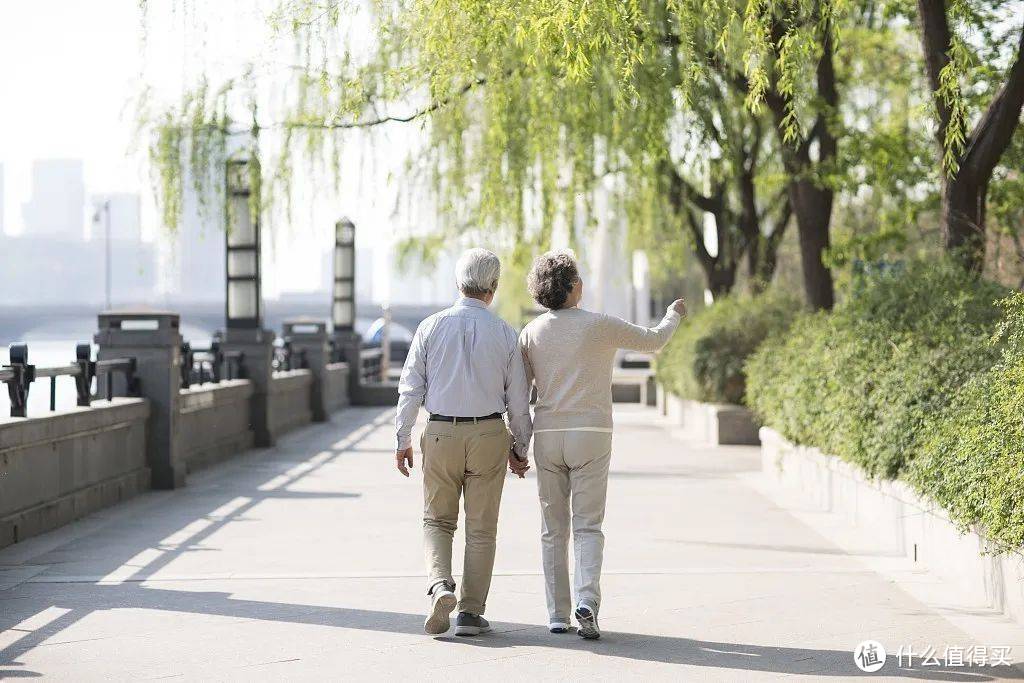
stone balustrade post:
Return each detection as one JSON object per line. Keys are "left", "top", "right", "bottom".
{"left": 283, "top": 318, "right": 329, "bottom": 422}
{"left": 222, "top": 327, "right": 276, "bottom": 447}
{"left": 94, "top": 310, "right": 185, "bottom": 489}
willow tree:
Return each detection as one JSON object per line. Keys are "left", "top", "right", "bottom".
{"left": 139, "top": 0, "right": 841, "bottom": 306}
{"left": 144, "top": 1, "right": 1022, "bottom": 308}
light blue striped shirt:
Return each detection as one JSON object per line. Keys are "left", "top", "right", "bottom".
{"left": 396, "top": 297, "right": 532, "bottom": 458}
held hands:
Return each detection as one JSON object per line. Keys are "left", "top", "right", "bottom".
{"left": 508, "top": 449, "right": 530, "bottom": 479}
{"left": 670, "top": 298, "right": 687, "bottom": 318}
{"left": 397, "top": 446, "right": 532, "bottom": 479}
{"left": 396, "top": 447, "right": 414, "bottom": 477}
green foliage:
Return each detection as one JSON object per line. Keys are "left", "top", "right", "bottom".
{"left": 908, "top": 293, "right": 1024, "bottom": 552}
{"left": 656, "top": 291, "right": 800, "bottom": 405}
{"left": 746, "top": 258, "right": 1006, "bottom": 478}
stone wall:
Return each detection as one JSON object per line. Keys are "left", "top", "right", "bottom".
{"left": 659, "top": 387, "right": 760, "bottom": 445}
{"left": 177, "top": 380, "right": 255, "bottom": 473}
{"left": 269, "top": 369, "right": 314, "bottom": 439}
{"left": 324, "top": 362, "right": 351, "bottom": 414}
{"left": 761, "top": 426, "right": 1024, "bottom": 627}
{"left": 0, "top": 398, "right": 151, "bottom": 549}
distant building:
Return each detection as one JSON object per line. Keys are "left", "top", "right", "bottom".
{"left": 21, "top": 159, "right": 86, "bottom": 239}
{"left": 0, "top": 233, "right": 156, "bottom": 306}
{"left": 158, "top": 181, "right": 226, "bottom": 304}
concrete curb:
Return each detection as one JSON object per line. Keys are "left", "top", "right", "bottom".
{"left": 656, "top": 385, "right": 760, "bottom": 445}
{"left": 760, "top": 425, "right": 1024, "bottom": 627}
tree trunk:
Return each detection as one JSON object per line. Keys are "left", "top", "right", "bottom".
{"left": 747, "top": 236, "right": 781, "bottom": 293}
{"left": 791, "top": 178, "right": 835, "bottom": 310}
{"left": 763, "top": 9, "right": 838, "bottom": 310}
{"left": 704, "top": 261, "right": 738, "bottom": 299}
{"left": 942, "top": 175, "right": 987, "bottom": 272}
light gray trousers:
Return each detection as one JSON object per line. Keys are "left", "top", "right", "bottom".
{"left": 533, "top": 430, "right": 613, "bottom": 622}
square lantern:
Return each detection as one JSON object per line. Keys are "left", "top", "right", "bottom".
{"left": 332, "top": 217, "right": 356, "bottom": 332}
{"left": 225, "top": 159, "right": 262, "bottom": 329}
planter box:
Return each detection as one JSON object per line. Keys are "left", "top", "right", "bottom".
{"left": 661, "top": 389, "right": 760, "bottom": 445}
{"left": 760, "top": 426, "right": 1024, "bottom": 627}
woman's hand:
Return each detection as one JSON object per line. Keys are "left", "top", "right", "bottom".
{"left": 670, "top": 298, "right": 687, "bottom": 317}
{"left": 508, "top": 451, "right": 530, "bottom": 478}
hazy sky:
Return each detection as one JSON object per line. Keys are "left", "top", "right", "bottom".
{"left": 0, "top": 2, "right": 144, "bottom": 212}
{"left": 0, "top": 1, "right": 453, "bottom": 303}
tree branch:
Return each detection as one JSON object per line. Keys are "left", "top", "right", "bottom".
{"left": 281, "top": 76, "right": 487, "bottom": 130}
{"left": 916, "top": 0, "right": 954, "bottom": 150}
{"left": 662, "top": 159, "right": 720, "bottom": 213}
{"left": 962, "top": 22, "right": 1024, "bottom": 180}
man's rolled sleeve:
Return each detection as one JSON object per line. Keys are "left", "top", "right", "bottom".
{"left": 396, "top": 325, "right": 428, "bottom": 450}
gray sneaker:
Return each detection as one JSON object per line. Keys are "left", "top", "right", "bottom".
{"left": 454, "top": 612, "right": 492, "bottom": 636}
{"left": 424, "top": 584, "right": 457, "bottom": 634}
{"left": 575, "top": 603, "right": 600, "bottom": 640}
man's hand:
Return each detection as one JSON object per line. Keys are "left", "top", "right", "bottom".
{"left": 508, "top": 451, "right": 530, "bottom": 478}
{"left": 670, "top": 298, "right": 687, "bottom": 317}
{"left": 396, "top": 447, "right": 414, "bottom": 477}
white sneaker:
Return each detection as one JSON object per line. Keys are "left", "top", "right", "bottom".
{"left": 574, "top": 602, "right": 600, "bottom": 640}
{"left": 424, "top": 585, "right": 457, "bottom": 634}
{"left": 549, "top": 621, "right": 570, "bottom": 634}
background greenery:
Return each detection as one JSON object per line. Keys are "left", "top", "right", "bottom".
{"left": 739, "top": 260, "right": 1024, "bottom": 550}
{"left": 655, "top": 292, "right": 799, "bottom": 405}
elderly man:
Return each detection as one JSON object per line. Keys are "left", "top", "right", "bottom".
{"left": 396, "top": 248, "right": 533, "bottom": 637}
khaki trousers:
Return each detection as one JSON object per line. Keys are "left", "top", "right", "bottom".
{"left": 421, "top": 419, "right": 512, "bottom": 616}
{"left": 533, "top": 430, "right": 613, "bottom": 622}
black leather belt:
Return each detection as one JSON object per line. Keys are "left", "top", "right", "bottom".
{"left": 429, "top": 412, "right": 503, "bottom": 424}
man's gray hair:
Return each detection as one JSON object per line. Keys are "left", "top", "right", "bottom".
{"left": 455, "top": 248, "right": 501, "bottom": 296}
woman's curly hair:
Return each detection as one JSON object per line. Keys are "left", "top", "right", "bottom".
{"left": 527, "top": 250, "right": 580, "bottom": 310}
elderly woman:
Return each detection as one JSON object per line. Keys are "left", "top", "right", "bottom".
{"left": 518, "top": 250, "right": 685, "bottom": 639}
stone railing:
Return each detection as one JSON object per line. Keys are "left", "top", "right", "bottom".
{"left": 268, "top": 369, "right": 314, "bottom": 439}
{"left": 0, "top": 398, "right": 150, "bottom": 549}
{"left": 0, "top": 310, "right": 394, "bottom": 550}
{"left": 177, "top": 379, "right": 254, "bottom": 473}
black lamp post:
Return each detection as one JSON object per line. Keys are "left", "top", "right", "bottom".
{"left": 225, "top": 158, "right": 262, "bottom": 330}
{"left": 221, "top": 156, "right": 275, "bottom": 446}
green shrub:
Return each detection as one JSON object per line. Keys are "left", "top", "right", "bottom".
{"left": 908, "top": 293, "right": 1024, "bottom": 552}
{"left": 746, "top": 259, "right": 1006, "bottom": 478}
{"left": 656, "top": 291, "right": 800, "bottom": 405}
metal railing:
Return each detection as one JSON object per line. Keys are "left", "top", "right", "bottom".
{"left": 326, "top": 340, "right": 383, "bottom": 384}
{"left": 272, "top": 339, "right": 308, "bottom": 373}
{"left": 1, "top": 342, "right": 139, "bottom": 418}
{"left": 359, "top": 347, "right": 384, "bottom": 384}
{"left": 180, "top": 338, "right": 247, "bottom": 389}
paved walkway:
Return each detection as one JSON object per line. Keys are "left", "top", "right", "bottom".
{"left": 2, "top": 406, "right": 1023, "bottom": 681}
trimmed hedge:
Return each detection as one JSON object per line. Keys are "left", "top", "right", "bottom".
{"left": 909, "top": 293, "right": 1024, "bottom": 551}
{"left": 746, "top": 259, "right": 1024, "bottom": 551}
{"left": 656, "top": 291, "right": 799, "bottom": 405}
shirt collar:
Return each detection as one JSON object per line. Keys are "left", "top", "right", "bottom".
{"left": 455, "top": 296, "right": 488, "bottom": 309}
